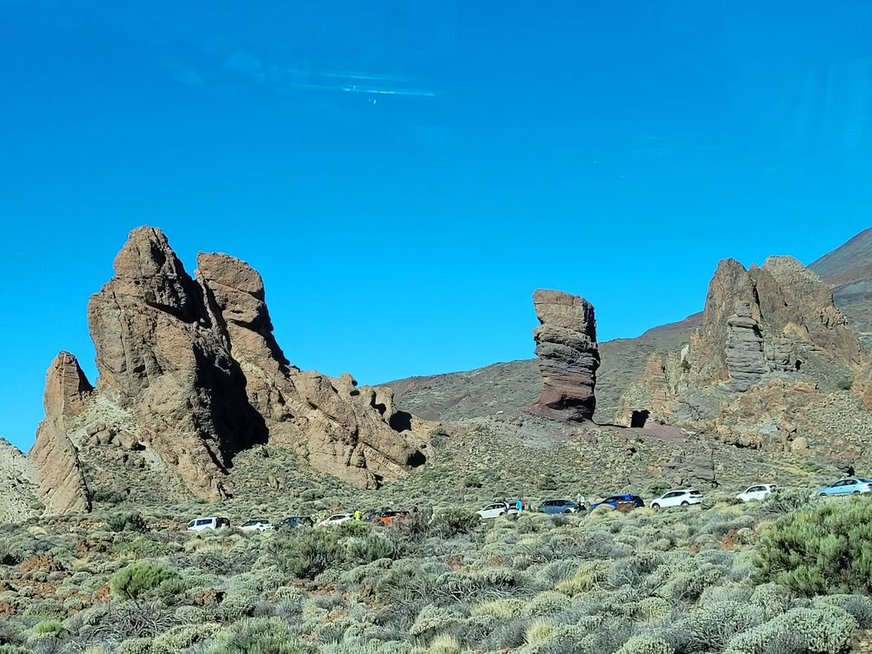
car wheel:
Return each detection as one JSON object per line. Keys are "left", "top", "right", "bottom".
{"left": 853, "top": 491, "right": 861, "bottom": 495}
{"left": 563, "top": 509, "right": 573, "bottom": 514}
{"left": 651, "top": 503, "right": 660, "bottom": 510}
{"left": 681, "top": 501, "right": 689, "bottom": 507}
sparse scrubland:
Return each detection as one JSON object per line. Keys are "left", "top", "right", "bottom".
{"left": 3, "top": 483, "right": 872, "bottom": 654}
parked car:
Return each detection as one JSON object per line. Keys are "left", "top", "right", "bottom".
{"left": 317, "top": 513, "right": 353, "bottom": 528}
{"left": 370, "top": 510, "right": 412, "bottom": 526}
{"left": 650, "top": 489, "right": 703, "bottom": 509}
{"left": 279, "top": 515, "right": 314, "bottom": 529}
{"left": 591, "top": 494, "right": 645, "bottom": 511}
{"left": 476, "top": 502, "right": 518, "bottom": 520}
{"left": 239, "top": 519, "right": 274, "bottom": 532}
{"left": 737, "top": 484, "right": 777, "bottom": 502}
{"left": 816, "top": 477, "right": 872, "bottom": 497}
{"left": 537, "top": 499, "right": 582, "bottom": 514}
{"left": 186, "top": 516, "right": 230, "bottom": 532}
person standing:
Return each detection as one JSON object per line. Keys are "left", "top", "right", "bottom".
{"left": 516, "top": 497, "right": 523, "bottom": 512}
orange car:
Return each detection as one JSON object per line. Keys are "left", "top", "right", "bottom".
{"left": 372, "top": 510, "right": 411, "bottom": 526}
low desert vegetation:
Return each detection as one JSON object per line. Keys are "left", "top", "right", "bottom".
{"left": 2, "top": 480, "right": 872, "bottom": 654}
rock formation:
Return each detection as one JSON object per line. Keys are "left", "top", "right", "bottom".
{"left": 87, "top": 227, "right": 266, "bottom": 500}
{"left": 197, "top": 252, "right": 427, "bottom": 488}
{"left": 0, "top": 438, "right": 39, "bottom": 523}
{"left": 616, "top": 257, "right": 867, "bottom": 459}
{"left": 30, "top": 353, "right": 93, "bottom": 514}
{"left": 529, "top": 289, "right": 600, "bottom": 421}
{"left": 26, "top": 227, "right": 428, "bottom": 514}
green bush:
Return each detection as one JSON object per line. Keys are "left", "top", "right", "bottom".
{"left": 269, "top": 523, "right": 399, "bottom": 580}
{"left": 724, "top": 605, "right": 857, "bottom": 654}
{"left": 615, "top": 634, "right": 674, "bottom": 654}
{"left": 207, "top": 617, "right": 306, "bottom": 654}
{"left": 107, "top": 511, "right": 148, "bottom": 533}
{"left": 151, "top": 623, "right": 220, "bottom": 654}
{"left": 109, "top": 561, "right": 181, "bottom": 600}
{"left": 31, "top": 620, "right": 65, "bottom": 636}
{"left": 429, "top": 509, "right": 479, "bottom": 538}
{"left": 754, "top": 498, "right": 872, "bottom": 595}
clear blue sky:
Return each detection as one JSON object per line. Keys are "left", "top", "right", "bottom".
{"left": 2, "top": 1, "right": 871, "bottom": 451}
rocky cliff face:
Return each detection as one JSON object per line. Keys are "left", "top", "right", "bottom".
{"left": 26, "top": 227, "right": 428, "bottom": 514}
{"left": 529, "top": 289, "right": 600, "bottom": 421}
{"left": 616, "top": 257, "right": 867, "bottom": 459}
{"left": 0, "top": 438, "right": 39, "bottom": 523}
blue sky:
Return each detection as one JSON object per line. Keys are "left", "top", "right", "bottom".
{"left": 2, "top": 1, "right": 871, "bottom": 451}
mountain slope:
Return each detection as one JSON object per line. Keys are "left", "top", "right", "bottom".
{"left": 810, "top": 227, "right": 872, "bottom": 345}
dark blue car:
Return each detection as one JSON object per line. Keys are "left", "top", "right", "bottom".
{"left": 591, "top": 494, "right": 644, "bottom": 511}
{"left": 537, "top": 499, "right": 582, "bottom": 514}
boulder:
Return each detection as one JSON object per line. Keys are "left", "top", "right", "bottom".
{"left": 529, "top": 289, "right": 600, "bottom": 421}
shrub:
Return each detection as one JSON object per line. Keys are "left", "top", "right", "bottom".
{"left": 429, "top": 509, "right": 480, "bottom": 538}
{"left": 758, "top": 488, "right": 811, "bottom": 516}
{"left": 109, "top": 561, "right": 181, "bottom": 601}
{"left": 271, "top": 529, "right": 340, "bottom": 579}
{"left": 107, "top": 512, "right": 148, "bottom": 533}
{"left": 269, "top": 523, "right": 400, "bottom": 580}
{"left": 410, "top": 605, "right": 460, "bottom": 641}
{"left": 118, "top": 640, "right": 152, "bottom": 654}
{"left": 813, "top": 594, "right": 872, "bottom": 629}
{"left": 31, "top": 621, "right": 65, "bottom": 636}
{"left": 615, "top": 634, "right": 674, "bottom": 654}
{"left": 724, "top": 605, "right": 857, "bottom": 654}
{"left": 151, "top": 623, "right": 220, "bottom": 654}
{"left": 754, "top": 498, "right": 872, "bottom": 595}
{"left": 426, "top": 633, "right": 461, "bottom": 654}
{"left": 525, "top": 619, "right": 554, "bottom": 644}
{"left": 207, "top": 617, "right": 305, "bottom": 654}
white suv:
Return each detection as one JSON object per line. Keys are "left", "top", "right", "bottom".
{"left": 239, "top": 519, "right": 274, "bottom": 532}
{"left": 317, "top": 513, "right": 353, "bottom": 528}
{"left": 186, "top": 516, "right": 230, "bottom": 531}
{"left": 650, "top": 489, "right": 703, "bottom": 510}
{"left": 476, "top": 502, "right": 518, "bottom": 520}
{"left": 737, "top": 484, "right": 777, "bottom": 502}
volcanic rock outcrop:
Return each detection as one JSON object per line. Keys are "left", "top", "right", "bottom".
{"left": 690, "top": 257, "right": 861, "bottom": 390}
{"left": 529, "top": 289, "right": 600, "bottom": 421}
{"left": 197, "top": 252, "right": 427, "bottom": 488}
{"left": 616, "top": 256, "right": 866, "bottom": 457}
{"left": 30, "top": 352, "right": 93, "bottom": 514}
{"left": 0, "top": 438, "right": 39, "bottom": 523}
{"left": 28, "top": 227, "right": 428, "bottom": 512}
{"left": 87, "top": 228, "right": 267, "bottom": 500}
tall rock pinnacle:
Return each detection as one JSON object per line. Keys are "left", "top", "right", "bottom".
{"left": 529, "top": 289, "right": 600, "bottom": 421}
{"left": 31, "top": 352, "right": 92, "bottom": 514}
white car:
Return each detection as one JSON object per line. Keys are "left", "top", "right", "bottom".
{"left": 476, "top": 502, "right": 519, "bottom": 520}
{"left": 186, "top": 516, "right": 230, "bottom": 532}
{"left": 649, "top": 489, "right": 703, "bottom": 510}
{"left": 737, "top": 484, "right": 777, "bottom": 502}
{"left": 239, "top": 519, "right": 275, "bottom": 532}
{"left": 317, "top": 513, "right": 353, "bottom": 528}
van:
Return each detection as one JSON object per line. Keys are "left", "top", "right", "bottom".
{"left": 186, "top": 516, "right": 230, "bottom": 531}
